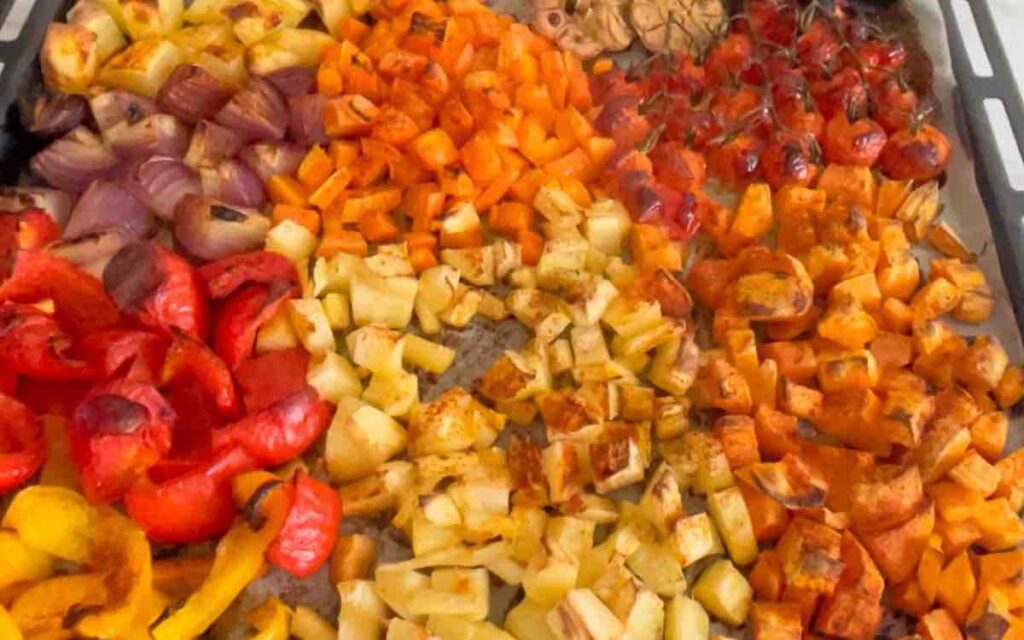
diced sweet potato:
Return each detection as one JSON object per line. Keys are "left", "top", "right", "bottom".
{"left": 799, "top": 442, "right": 875, "bottom": 513}
{"left": 917, "top": 608, "right": 965, "bottom": 640}
{"left": 994, "top": 365, "right": 1024, "bottom": 409}
{"left": 712, "top": 415, "right": 760, "bottom": 469}
{"left": 817, "top": 349, "right": 879, "bottom": 393}
{"left": 736, "top": 477, "right": 790, "bottom": 543}
{"left": 850, "top": 465, "right": 924, "bottom": 534}
{"left": 748, "top": 455, "right": 828, "bottom": 511}
{"left": 869, "top": 331, "right": 915, "bottom": 370}
{"left": 818, "top": 295, "right": 878, "bottom": 349}
{"left": 878, "top": 390, "right": 934, "bottom": 448}
{"left": 861, "top": 501, "right": 935, "bottom": 583}
{"left": 751, "top": 601, "right": 802, "bottom": 640}
{"left": 956, "top": 335, "right": 1009, "bottom": 391}
{"left": 777, "top": 378, "right": 823, "bottom": 421}
{"left": 813, "top": 390, "right": 889, "bottom": 455}
{"left": 776, "top": 517, "right": 844, "bottom": 595}
{"left": 936, "top": 550, "right": 977, "bottom": 624}
{"left": 948, "top": 452, "right": 1002, "bottom": 497}
{"left": 758, "top": 342, "right": 817, "bottom": 384}
{"left": 749, "top": 549, "right": 784, "bottom": 601}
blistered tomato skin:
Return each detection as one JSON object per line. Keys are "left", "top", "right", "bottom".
{"left": 762, "top": 131, "right": 822, "bottom": 190}
{"left": 879, "top": 125, "right": 952, "bottom": 181}
{"left": 823, "top": 112, "right": 888, "bottom": 167}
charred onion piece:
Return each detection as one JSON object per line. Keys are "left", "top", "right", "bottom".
{"left": 157, "top": 64, "right": 235, "bottom": 124}
{"left": 30, "top": 127, "right": 118, "bottom": 192}
{"left": 174, "top": 195, "right": 271, "bottom": 261}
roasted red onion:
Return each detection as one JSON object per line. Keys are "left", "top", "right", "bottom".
{"left": 199, "top": 160, "right": 267, "bottom": 208}
{"left": 157, "top": 64, "right": 235, "bottom": 124}
{"left": 288, "top": 94, "right": 328, "bottom": 147}
{"left": 89, "top": 90, "right": 159, "bottom": 132}
{"left": 30, "top": 127, "right": 119, "bottom": 192}
{"left": 22, "top": 93, "right": 88, "bottom": 138}
{"left": 263, "top": 66, "right": 317, "bottom": 98}
{"left": 214, "top": 78, "right": 288, "bottom": 142}
{"left": 65, "top": 180, "right": 153, "bottom": 240}
{"left": 184, "top": 120, "right": 245, "bottom": 167}
{"left": 174, "top": 195, "right": 270, "bottom": 261}
{"left": 125, "top": 157, "right": 202, "bottom": 221}
{"left": 48, "top": 228, "right": 133, "bottom": 279}
{"left": 0, "top": 187, "right": 72, "bottom": 228}
{"left": 238, "top": 141, "right": 305, "bottom": 182}
{"left": 105, "top": 113, "right": 190, "bottom": 159}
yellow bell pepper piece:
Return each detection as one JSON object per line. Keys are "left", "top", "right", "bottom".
{"left": 0, "top": 605, "right": 22, "bottom": 640}
{"left": 74, "top": 512, "right": 153, "bottom": 639}
{"left": 2, "top": 486, "right": 97, "bottom": 563}
{"left": 151, "top": 473, "right": 292, "bottom": 640}
{"left": 0, "top": 530, "right": 53, "bottom": 589}
{"left": 248, "top": 597, "right": 293, "bottom": 640}
{"left": 10, "top": 573, "right": 108, "bottom": 636}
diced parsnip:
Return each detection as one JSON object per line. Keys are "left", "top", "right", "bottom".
{"left": 115, "top": 0, "right": 183, "bottom": 40}
{"left": 97, "top": 37, "right": 181, "bottom": 98}
{"left": 478, "top": 291, "right": 510, "bottom": 321}
{"left": 255, "top": 307, "right": 300, "bottom": 354}
{"left": 584, "top": 200, "right": 630, "bottom": 256}
{"left": 386, "top": 619, "right": 433, "bottom": 640}
{"left": 307, "top": 351, "right": 362, "bottom": 403}
{"left": 442, "top": 246, "right": 496, "bottom": 287}
{"left": 427, "top": 616, "right": 514, "bottom": 640}
{"left": 545, "top": 589, "right": 624, "bottom": 640}
{"left": 523, "top": 552, "right": 578, "bottom": 608}
{"left": 337, "top": 580, "right": 386, "bottom": 640}
{"left": 41, "top": 23, "right": 103, "bottom": 94}
{"left": 691, "top": 559, "right": 752, "bottom": 627}
{"left": 346, "top": 325, "right": 405, "bottom": 375}
{"left": 266, "top": 220, "right": 318, "bottom": 262}
{"left": 671, "top": 513, "right": 724, "bottom": 568}
{"left": 505, "top": 599, "right": 557, "bottom": 640}
{"left": 67, "top": 0, "right": 126, "bottom": 63}
{"left": 286, "top": 299, "right": 336, "bottom": 354}
{"left": 322, "top": 292, "right": 352, "bottom": 331}
{"left": 330, "top": 533, "right": 377, "bottom": 584}
{"left": 664, "top": 596, "right": 709, "bottom": 640}
{"left": 706, "top": 486, "right": 758, "bottom": 566}
{"left": 407, "top": 568, "right": 489, "bottom": 621}
{"left": 417, "top": 266, "right": 461, "bottom": 314}
{"left": 245, "top": 27, "right": 333, "bottom": 76}
{"left": 627, "top": 542, "right": 686, "bottom": 597}
{"left": 297, "top": 257, "right": 330, "bottom": 298}
{"left": 324, "top": 253, "right": 364, "bottom": 294}
{"left": 350, "top": 271, "right": 419, "bottom": 329}
{"left": 374, "top": 567, "right": 431, "bottom": 621}
{"left": 325, "top": 399, "right": 407, "bottom": 482}
{"left": 403, "top": 335, "right": 456, "bottom": 374}
{"left": 548, "top": 339, "right": 574, "bottom": 376}
{"left": 624, "top": 588, "right": 665, "bottom": 640}
{"left": 362, "top": 370, "right": 419, "bottom": 418}
{"left": 291, "top": 605, "right": 336, "bottom": 640}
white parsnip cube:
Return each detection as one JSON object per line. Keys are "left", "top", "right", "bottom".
{"left": 325, "top": 399, "right": 407, "bottom": 482}
{"left": 346, "top": 325, "right": 405, "bottom": 375}
{"left": 307, "top": 351, "right": 362, "bottom": 403}
{"left": 362, "top": 370, "right": 419, "bottom": 419}
{"left": 691, "top": 560, "right": 752, "bottom": 627}
{"left": 266, "top": 220, "right": 318, "bottom": 262}
{"left": 350, "top": 272, "right": 419, "bottom": 329}
{"left": 664, "top": 596, "right": 709, "bottom": 640}
{"left": 97, "top": 37, "right": 181, "bottom": 98}
{"left": 671, "top": 513, "right": 723, "bottom": 568}
{"left": 403, "top": 335, "right": 456, "bottom": 374}
{"left": 545, "top": 589, "right": 624, "bottom": 640}
{"left": 287, "top": 298, "right": 335, "bottom": 354}
{"left": 322, "top": 292, "right": 352, "bottom": 331}
{"left": 255, "top": 307, "right": 300, "bottom": 354}
{"left": 337, "top": 580, "right": 387, "bottom": 640}
{"left": 375, "top": 567, "right": 431, "bottom": 621}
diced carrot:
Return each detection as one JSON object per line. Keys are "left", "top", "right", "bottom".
{"left": 324, "top": 95, "right": 379, "bottom": 138}
{"left": 389, "top": 154, "right": 432, "bottom": 188}
{"left": 514, "top": 84, "right": 555, "bottom": 118}
{"left": 509, "top": 168, "right": 548, "bottom": 203}
{"left": 474, "top": 167, "right": 520, "bottom": 211}
{"left": 409, "top": 246, "right": 438, "bottom": 273}
{"left": 308, "top": 169, "right": 352, "bottom": 211}
{"left": 517, "top": 229, "right": 544, "bottom": 266}
{"left": 461, "top": 133, "right": 502, "bottom": 184}
{"left": 297, "top": 145, "right": 334, "bottom": 192}
{"left": 471, "top": 11, "right": 501, "bottom": 45}
{"left": 555, "top": 107, "right": 594, "bottom": 147}
{"left": 316, "top": 66, "right": 343, "bottom": 96}
{"left": 318, "top": 229, "right": 367, "bottom": 258}
{"left": 559, "top": 177, "right": 592, "bottom": 207}
{"left": 338, "top": 17, "right": 370, "bottom": 43}
{"left": 272, "top": 204, "right": 321, "bottom": 235}
{"left": 408, "top": 128, "right": 459, "bottom": 170}
{"left": 372, "top": 107, "right": 420, "bottom": 146}
{"left": 543, "top": 147, "right": 594, "bottom": 181}
{"left": 497, "top": 147, "right": 528, "bottom": 174}
{"left": 343, "top": 187, "right": 403, "bottom": 224}
{"left": 439, "top": 97, "right": 476, "bottom": 147}
{"left": 593, "top": 58, "right": 614, "bottom": 75}
{"left": 349, "top": 155, "right": 388, "bottom": 188}
{"left": 360, "top": 138, "right": 402, "bottom": 163}
{"left": 330, "top": 141, "right": 360, "bottom": 169}
{"left": 266, "top": 175, "right": 309, "bottom": 207}
{"left": 489, "top": 202, "right": 533, "bottom": 237}
{"left": 340, "top": 52, "right": 380, "bottom": 100}
{"left": 439, "top": 169, "right": 476, "bottom": 199}
{"left": 540, "top": 51, "right": 568, "bottom": 109}
{"left": 404, "top": 231, "right": 437, "bottom": 250}
{"left": 584, "top": 136, "right": 617, "bottom": 168}
{"left": 358, "top": 209, "right": 400, "bottom": 243}
{"left": 402, "top": 183, "right": 447, "bottom": 232}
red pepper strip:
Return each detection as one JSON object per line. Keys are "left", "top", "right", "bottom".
{"left": 0, "top": 303, "right": 96, "bottom": 380}
{"left": 70, "top": 378, "right": 175, "bottom": 503}
{"left": 267, "top": 471, "right": 341, "bottom": 578}
{"left": 234, "top": 348, "right": 310, "bottom": 413}
{"left": 16, "top": 210, "right": 60, "bottom": 250}
{"left": 0, "top": 394, "right": 46, "bottom": 494}
{"left": 164, "top": 382, "right": 221, "bottom": 459}
{"left": 77, "top": 329, "right": 170, "bottom": 384}
{"left": 0, "top": 370, "right": 16, "bottom": 396}
{"left": 0, "top": 215, "right": 16, "bottom": 280}
{"left": 214, "top": 387, "right": 330, "bottom": 466}
{"left": 0, "top": 250, "right": 119, "bottom": 336}
{"left": 197, "top": 251, "right": 298, "bottom": 300}
{"left": 143, "top": 245, "right": 210, "bottom": 342}
{"left": 125, "top": 446, "right": 258, "bottom": 543}
{"left": 212, "top": 282, "right": 296, "bottom": 370}
{"left": 161, "top": 330, "right": 239, "bottom": 418}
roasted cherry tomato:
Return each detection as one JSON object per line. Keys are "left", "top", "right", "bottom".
{"left": 650, "top": 142, "right": 707, "bottom": 193}
{"left": 212, "top": 282, "right": 296, "bottom": 370}
{"left": 823, "top": 112, "right": 887, "bottom": 167}
{"left": 267, "top": 472, "right": 342, "bottom": 578}
{"left": 777, "top": 101, "right": 826, "bottom": 139}
{"left": 762, "top": 131, "right": 822, "bottom": 189}
{"left": 705, "top": 33, "right": 755, "bottom": 84}
{"left": 594, "top": 95, "right": 651, "bottom": 149}
{"left": 125, "top": 445, "right": 257, "bottom": 543}
{"left": 0, "top": 303, "right": 95, "bottom": 380}
{"left": 234, "top": 348, "right": 311, "bottom": 413}
{"left": 878, "top": 124, "right": 951, "bottom": 181}
{"left": 70, "top": 377, "right": 176, "bottom": 503}
{"left": 0, "top": 394, "right": 46, "bottom": 494}
{"left": 855, "top": 39, "right": 908, "bottom": 84}
{"left": 711, "top": 86, "right": 770, "bottom": 133}
{"left": 664, "top": 105, "right": 721, "bottom": 151}
{"left": 797, "top": 19, "right": 841, "bottom": 77}
{"left": 708, "top": 133, "right": 765, "bottom": 191}
{"left": 811, "top": 67, "right": 869, "bottom": 120}
{"left": 872, "top": 77, "right": 920, "bottom": 134}
{"left": 0, "top": 250, "right": 119, "bottom": 337}
{"left": 197, "top": 251, "right": 298, "bottom": 300}
{"left": 740, "top": 0, "right": 798, "bottom": 45}
{"left": 214, "top": 387, "right": 330, "bottom": 467}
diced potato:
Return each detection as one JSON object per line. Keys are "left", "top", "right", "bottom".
{"left": 330, "top": 533, "right": 376, "bottom": 584}
{"left": 351, "top": 271, "right": 419, "bottom": 329}
{"left": 346, "top": 325, "right": 405, "bottom": 375}
{"left": 706, "top": 486, "right": 757, "bottom": 566}
{"left": 109, "top": 0, "right": 183, "bottom": 40}
{"left": 322, "top": 292, "right": 352, "bottom": 331}
{"left": 671, "top": 513, "right": 723, "bottom": 568}
{"left": 291, "top": 605, "right": 336, "bottom": 640}
{"left": 534, "top": 187, "right": 583, "bottom": 226}
{"left": 638, "top": 463, "right": 684, "bottom": 534}
{"left": 246, "top": 27, "right": 334, "bottom": 76}
{"left": 523, "top": 552, "right": 579, "bottom": 608}
{"left": 545, "top": 589, "right": 624, "bottom": 640}
{"left": 438, "top": 286, "right": 483, "bottom": 328}
{"left": 287, "top": 298, "right": 336, "bottom": 354}
{"left": 362, "top": 370, "right": 419, "bottom": 418}
{"left": 266, "top": 220, "right": 318, "bottom": 262}
{"left": 691, "top": 560, "right": 752, "bottom": 627}
{"left": 664, "top": 596, "right": 709, "bottom": 640}
{"left": 41, "top": 23, "right": 103, "bottom": 94}
{"left": 627, "top": 542, "right": 686, "bottom": 597}
{"left": 584, "top": 200, "right": 629, "bottom": 256}
{"left": 181, "top": 0, "right": 229, "bottom": 24}
{"left": 97, "top": 37, "right": 181, "bottom": 98}
{"left": 417, "top": 266, "right": 461, "bottom": 313}
{"left": 325, "top": 400, "right": 407, "bottom": 482}
{"left": 386, "top": 619, "right": 433, "bottom": 640}
{"left": 408, "top": 388, "right": 505, "bottom": 456}
{"left": 224, "top": 0, "right": 312, "bottom": 45}
{"left": 375, "top": 567, "right": 431, "bottom": 621}
{"left": 403, "top": 335, "right": 456, "bottom": 374}
{"left": 67, "top": 0, "right": 126, "bottom": 63}
{"left": 624, "top": 588, "right": 665, "bottom": 640}
{"left": 442, "top": 246, "right": 496, "bottom": 287}
{"left": 337, "top": 580, "right": 387, "bottom": 640}
{"left": 505, "top": 599, "right": 557, "bottom": 640}
{"left": 307, "top": 351, "right": 362, "bottom": 403}
{"left": 407, "top": 568, "right": 489, "bottom": 621}
{"left": 255, "top": 307, "right": 300, "bottom": 353}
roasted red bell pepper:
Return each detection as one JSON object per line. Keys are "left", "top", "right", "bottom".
{"left": 212, "top": 283, "right": 295, "bottom": 370}
{"left": 267, "top": 471, "right": 341, "bottom": 578}
{"left": 197, "top": 251, "right": 298, "bottom": 300}
{"left": 214, "top": 387, "right": 329, "bottom": 466}
{"left": 77, "top": 329, "right": 170, "bottom": 384}
{"left": 0, "top": 210, "right": 60, "bottom": 279}
{"left": 70, "top": 378, "right": 175, "bottom": 503}
{"left": 161, "top": 331, "right": 239, "bottom": 418}
{"left": 234, "top": 348, "right": 310, "bottom": 413}
{"left": 125, "top": 445, "right": 257, "bottom": 543}
{"left": 164, "top": 383, "right": 221, "bottom": 459}
{"left": 0, "top": 303, "right": 95, "bottom": 380}
{"left": 104, "top": 242, "right": 210, "bottom": 341}
{"left": 0, "top": 394, "right": 46, "bottom": 494}
{"left": 0, "top": 250, "right": 119, "bottom": 336}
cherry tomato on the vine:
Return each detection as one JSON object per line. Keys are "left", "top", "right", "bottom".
{"left": 823, "top": 112, "right": 888, "bottom": 166}
{"left": 878, "top": 124, "right": 951, "bottom": 181}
